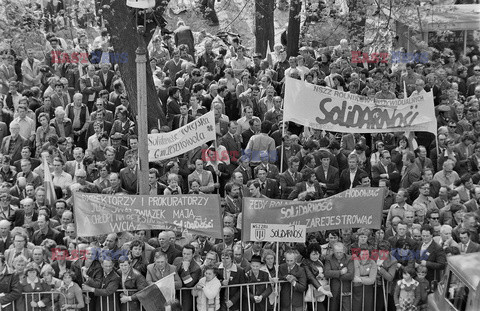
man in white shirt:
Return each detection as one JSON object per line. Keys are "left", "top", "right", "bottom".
{"left": 13, "top": 103, "right": 35, "bottom": 144}
{"left": 52, "top": 157, "right": 73, "bottom": 189}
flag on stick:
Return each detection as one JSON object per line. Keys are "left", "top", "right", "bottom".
{"left": 136, "top": 273, "right": 175, "bottom": 311}
{"left": 42, "top": 153, "right": 57, "bottom": 206}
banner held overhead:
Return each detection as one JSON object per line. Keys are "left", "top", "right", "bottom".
{"left": 283, "top": 77, "right": 436, "bottom": 135}
{"left": 242, "top": 187, "right": 385, "bottom": 241}
{"left": 73, "top": 194, "right": 222, "bottom": 238}
{"left": 148, "top": 110, "right": 216, "bottom": 162}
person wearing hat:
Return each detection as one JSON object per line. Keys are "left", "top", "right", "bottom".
{"left": 19, "top": 262, "right": 52, "bottom": 310}
{"left": 109, "top": 132, "right": 128, "bottom": 162}
{"left": 244, "top": 254, "right": 272, "bottom": 311}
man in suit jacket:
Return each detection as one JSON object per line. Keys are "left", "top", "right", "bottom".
{"left": 371, "top": 150, "right": 401, "bottom": 191}
{"left": 255, "top": 167, "right": 279, "bottom": 199}
{"left": 173, "top": 245, "right": 202, "bottom": 311}
{"left": 276, "top": 135, "right": 302, "bottom": 173}
{"left": 278, "top": 250, "right": 307, "bottom": 311}
{"left": 146, "top": 252, "right": 182, "bottom": 287}
{"left": 0, "top": 220, "right": 12, "bottom": 253}
{"left": 83, "top": 259, "right": 120, "bottom": 311}
{"left": 96, "top": 63, "right": 116, "bottom": 92}
{"left": 339, "top": 154, "right": 367, "bottom": 191}
{"left": 241, "top": 119, "right": 258, "bottom": 150}
{"left": 254, "top": 161, "right": 280, "bottom": 181}
{"left": 0, "top": 121, "right": 8, "bottom": 145}
{"left": 172, "top": 103, "right": 195, "bottom": 130}
{"left": 314, "top": 151, "right": 340, "bottom": 196}
{"left": 13, "top": 146, "right": 41, "bottom": 172}
{"left": 102, "top": 173, "right": 127, "bottom": 194}
{"left": 50, "top": 82, "right": 70, "bottom": 108}
{"left": 414, "top": 146, "right": 434, "bottom": 172}
{"left": 188, "top": 159, "right": 215, "bottom": 193}
{"left": 401, "top": 151, "right": 422, "bottom": 189}
{"left": 219, "top": 121, "right": 243, "bottom": 173}
{"left": 0, "top": 255, "right": 22, "bottom": 311}
{"left": 279, "top": 156, "right": 302, "bottom": 199}
{"left": 458, "top": 228, "right": 480, "bottom": 254}
{"left": 214, "top": 109, "right": 229, "bottom": 137}
{"left": 408, "top": 168, "right": 441, "bottom": 202}
{"left": 119, "top": 153, "right": 138, "bottom": 195}
{"left": 288, "top": 168, "right": 323, "bottom": 200}
{"left": 79, "top": 65, "right": 103, "bottom": 110}
{"left": 1, "top": 122, "right": 28, "bottom": 164}
{"left": 415, "top": 225, "right": 447, "bottom": 283}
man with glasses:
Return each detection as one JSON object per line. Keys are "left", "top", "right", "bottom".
{"left": 427, "top": 209, "right": 441, "bottom": 228}
{"left": 412, "top": 180, "right": 437, "bottom": 212}
{"left": 75, "top": 169, "right": 99, "bottom": 193}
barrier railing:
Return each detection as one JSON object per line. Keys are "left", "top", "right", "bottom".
{"left": 5, "top": 275, "right": 425, "bottom": 311}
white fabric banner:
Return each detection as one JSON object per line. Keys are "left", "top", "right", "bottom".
{"left": 148, "top": 111, "right": 216, "bottom": 161}
{"left": 283, "top": 77, "right": 437, "bottom": 135}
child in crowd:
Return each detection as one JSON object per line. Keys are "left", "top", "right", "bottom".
{"left": 394, "top": 266, "right": 421, "bottom": 311}
{"left": 163, "top": 173, "right": 182, "bottom": 195}
{"left": 416, "top": 266, "right": 429, "bottom": 311}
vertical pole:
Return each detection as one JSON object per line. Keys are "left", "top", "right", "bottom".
{"left": 273, "top": 242, "right": 280, "bottom": 311}
{"left": 136, "top": 25, "right": 150, "bottom": 196}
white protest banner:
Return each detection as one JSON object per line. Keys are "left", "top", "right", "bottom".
{"left": 250, "top": 223, "right": 307, "bottom": 243}
{"left": 148, "top": 111, "right": 216, "bottom": 162}
{"left": 283, "top": 77, "right": 436, "bottom": 135}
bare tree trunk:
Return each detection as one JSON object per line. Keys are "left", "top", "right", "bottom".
{"left": 101, "top": 1, "right": 167, "bottom": 130}
{"left": 287, "top": 0, "right": 301, "bottom": 58}
{"left": 255, "top": 0, "right": 275, "bottom": 57}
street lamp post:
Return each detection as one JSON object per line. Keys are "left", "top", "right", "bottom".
{"left": 126, "top": 0, "right": 155, "bottom": 195}
{"left": 135, "top": 25, "right": 149, "bottom": 195}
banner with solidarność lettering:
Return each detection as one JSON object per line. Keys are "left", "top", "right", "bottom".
{"left": 242, "top": 187, "right": 385, "bottom": 241}
{"left": 283, "top": 77, "right": 436, "bottom": 135}
{"left": 73, "top": 193, "right": 222, "bottom": 238}
{"left": 148, "top": 110, "right": 216, "bottom": 162}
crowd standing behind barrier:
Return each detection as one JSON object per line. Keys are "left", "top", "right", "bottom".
{"left": 0, "top": 0, "right": 479, "bottom": 310}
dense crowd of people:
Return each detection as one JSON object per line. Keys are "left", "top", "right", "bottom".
{"left": 0, "top": 0, "right": 480, "bottom": 311}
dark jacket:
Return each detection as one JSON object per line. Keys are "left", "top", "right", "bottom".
{"left": 217, "top": 263, "right": 246, "bottom": 311}
{"left": 414, "top": 241, "right": 446, "bottom": 282}
{"left": 278, "top": 263, "right": 307, "bottom": 309}
{"left": 244, "top": 269, "right": 272, "bottom": 311}
{"left": 87, "top": 270, "right": 121, "bottom": 311}
{"left": 0, "top": 270, "right": 22, "bottom": 311}
{"left": 314, "top": 165, "right": 340, "bottom": 195}
{"left": 120, "top": 269, "right": 148, "bottom": 311}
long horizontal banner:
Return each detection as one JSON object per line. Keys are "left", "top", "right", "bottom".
{"left": 73, "top": 194, "right": 222, "bottom": 238}
{"left": 148, "top": 110, "right": 216, "bottom": 162}
{"left": 283, "top": 77, "right": 436, "bottom": 134}
{"left": 242, "top": 187, "right": 385, "bottom": 241}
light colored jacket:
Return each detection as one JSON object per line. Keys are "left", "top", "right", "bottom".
{"left": 192, "top": 276, "right": 221, "bottom": 311}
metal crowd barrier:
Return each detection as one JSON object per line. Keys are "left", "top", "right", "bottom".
{"left": 8, "top": 291, "right": 67, "bottom": 310}
{"left": 5, "top": 276, "right": 406, "bottom": 311}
